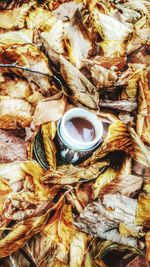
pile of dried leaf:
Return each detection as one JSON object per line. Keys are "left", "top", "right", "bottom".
{"left": 0, "top": 0, "right": 150, "bottom": 266}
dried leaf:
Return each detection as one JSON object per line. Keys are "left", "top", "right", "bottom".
{"left": 93, "top": 168, "right": 117, "bottom": 199}
{"left": 60, "top": 55, "right": 98, "bottom": 109}
{"left": 84, "top": 56, "right": 127, "bottom": 69}
{"left": 70, "top": 232, "right": 88, "bottom": 267}
{"left": 33, "top": 93, "right": 67, "bottom": 126}
{"left": 75, "top": 197, "right": 138, "bottom": 247}
{"left": 53, "top": 2, "right": 83, "bottom": 21}
{"left": 125, "top": 255, "right": 149, "bottom": 267}
{"left": 0, "top": 129, "right": 28, "bottom": 162}
{"left": 2, "top": 160, "right": 60, "bottom": 221}
{"left": 42, "top": 161, "right": 109, "bottom": 184}
{"left": 136, "top": 69, "right": 150, "bottom": 146}
{"left": 27, "top": 203, "right": 62, "bottom": 265}
{"left": 58, "top": 205, "right": 75, "bottom": 249}
{"left": 64, "top": 10, "right": 91, "bottom": 69}
{"left": 0, "top": 97, "right": 32, "bottom": 129}
{"left": 41, "top": 20, "right": 65, "bottom": 54}
{"left": 0, "top": 41, "right": 53, "bottom": 95}
{"left": 0, "top": 74, "right": 31, "bottom": 100}
{"left": 145, "top": 231, "right": 150, "bottom": 261}
{"left": 119, "top": 222, "right": 142, "bottom": 238}
{"left": 42, "top": 122, "right": 57, "bottom": 169}
{"left": 99, "top": 100, "right": 137, "bottom": 112}
{"left": 93, "top": 10, "right": 131, "bottom": 42}
{"left": 0, "top": 2, "right": 34, "bottom": 30}
{"left": 0, "top": 162, "right": 25, "bottom": 183}
{"left": 93, "top": 10, "right": 131, "bottom": 56}
{"left": 102, "top": 195, "right": 137, "bottom": 224}
{"left": 136, "top": 184, "right": 150, "bottom": 227}
{"left": 0, "top": 30, "right": 33, "bottom": 45}
{"left": 76, "top": 182, "right": 93, "bottom": 208}
{"left": 83, "top": 120, "right": 133, "bottom": 166}
{"left": 0, "top": 251, "right": 31, "bottom": 267}
{"left": 20, "top": 160, "right": 50, "bottom": 199}
{"left": 92, "top": 240, "right": 141, "bottom": 260}
{"left": 128, "top": 45, "right": 150, "bottom": 65}
{"left": 26, "top": 7, "right": 56, "bottom": 31}
{"left": 129, "top": 128, "right": 150, "bottom": 168}
{"left": 100, "top": 174, "right": 143, "bottom": 197}
{"left": 56, "top": 204, "right": 76, "bottom": 263}
{"left": 91, "top": 65, "right": 118, "bottom": 89}
{"left": 0, "top": 211, "right": 49, "bottom": 258}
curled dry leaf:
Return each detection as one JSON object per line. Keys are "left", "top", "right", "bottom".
{"left": 2, "top": 160, "right": 60, "bottom": 221}
{"left": 91, "top": 240, "right": 141, "bottom": 262}
{"left": 127, "top": 20, "right": 150, "bottom": 52}
{"left": 33, "top": 92, "right": 67, "bottom": 126}
{"left": 27, "top": 203, "right": 79, "bottom": 266}
{"left": 42, "top": 161, "right": 109, "bottom": 184}
{"left": 64, "top": 10, "right": 92, "bottom": 69}
{"left": 26, "top": 202, "right": 63, "bottom": 266}
{"left": 60, "top": 55, "right": 99, "bottom": 109}
{"left": 3, "top": 191, "right": 52, "bottom": 221}
{"left": 145, "top": 231, "right": 150, "bottom": 262}
{"left": 99, "top": 156, "right": 143, "bottom": 197}
{"left": 0, "top": 30, "right": 33, "bottom": 45}
{"left": 83, "top": 120, "right": 133, "bottom": 166}
{"left": 0, "top": 210, "right": 49, "bottom": 258}
{"left": 0, "top": 39, "right": 53, "bottom": 95}
{"left": 20, "top": 160, "right": 50, "bottom": 200}
{"left": 93, "top": 9, "right": 131, "bottom": 42}
{"left": 42, "top": 122, "right": 57, "bottom": 169}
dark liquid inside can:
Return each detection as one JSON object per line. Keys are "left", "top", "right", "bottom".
{"left": 65, "top": 117, "right": 96, "bottom": 143}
